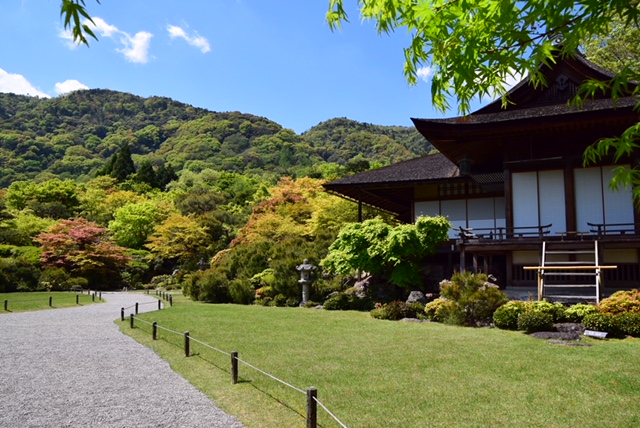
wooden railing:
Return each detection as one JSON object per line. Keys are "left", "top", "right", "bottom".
{"left": 587, "top": 222, "right": 639, "bottom": 237}
{"left": 459, "top": 224, "right": 552, "bottom": 241}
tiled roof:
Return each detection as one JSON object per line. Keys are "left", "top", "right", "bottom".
{"left": 413, "top": 96, "right": 638, "bottom": 128}
{"left": 324, "top": 153, "right": 459, "bottom": 188}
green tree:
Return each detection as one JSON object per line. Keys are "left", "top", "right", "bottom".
{"left": 5, "top": 179, "right": 80, "bottom": 219}
{"left": 582, "top": 14, "right": 640, "bottom": 74}
{"left": 327, "top": 1, "right": 640, "bottom": 194}
{"left": 321, "top": 216, "right": 451, "bottom": 289}
{"left": 109, "top": 200, "right": 170, "bottom": 249}
{"left": 109, "top": 144, "right": 136, "bottom": 181}
{"left": 146, "top": 213, "right": 210, "bottom": 268}
{"left": 134, "top": 160, "right": 159, "bottom": 188}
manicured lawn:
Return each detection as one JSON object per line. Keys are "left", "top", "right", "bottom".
{"left": 0, "top": 291, "right": 101, "bottom": 313}
{"left": 121, "top": 296, "right": 640, "bottom": 428}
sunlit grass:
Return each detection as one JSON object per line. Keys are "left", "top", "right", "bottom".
{"left": 121, "top": 296, "right": 640, "bottom": 428}
{"left": 0, "top": 291, "right": 102, "bottom": 313}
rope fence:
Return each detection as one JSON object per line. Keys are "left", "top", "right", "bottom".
{"left": 3, "top": 291, "right": 103, "bottom": 312}
{"left": 126, "top": 310, "right": 348, "bottom": 428}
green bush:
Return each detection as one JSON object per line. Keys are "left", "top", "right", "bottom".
{"left": 370, "top": 301, "right": 420, "bottom": 320}
{"left": 229, "top": 278, "right": 255, "bottom": 304}
{"left": 0, "top": 257, "right": 40, "bottom": 292}
{"left": 583, "top": 313, "right": 623, "bottom": 338}
{"left": 517, "top": 311, "right": 554, "bottom": 334}
{"left": 323, "top": 292, "right": 352, "bottom": 310}
{"left": 267, "top": 294, "right": 286, "bottom": 307}
{"left": 527, "top": 300, "right": 567, "bottom": 322}
{"left": 614, "top": 312, "right": 640, "bottom": 337}
{"left": 564, "top": 303, "right": 598, "bottom": 323}
{"left": 598, "top": 289, "right": 640, "bottom": 314}
{"left": 583, "top": 312, "right": 640, "bottom": 338}
{"left": 183, "top": 270, "right": 232, "bottom": 303}
{"left": 493, "top": 301, "right": 528, "bottom": 330}
{"left": 438, "top": 272, "right": 508, "bottom": 325}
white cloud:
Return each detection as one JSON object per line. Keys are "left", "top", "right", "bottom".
{"left": 90, "top": 17, "right": 119, "bottom": 38}
{"left": 416, "top": 66, "right": 434, "bottom": 82}
{"left": 58, "top": 28, "right": 79, "bottom": 50}
{"left": 167, "top": 24, "right": 211, "bottom": 53}
{"left": 60, "top": 17, "right": 154, "bottom": 64}
{"left": 117, "top": 31, "right": 154, "bottom": 64}
{"left": 0, "top": 68, "right": 50, "bottom": 98}
{"left": 55, "top": 79, "right": 89, "bottom": 95}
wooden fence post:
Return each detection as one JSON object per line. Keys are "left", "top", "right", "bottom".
{"left": 307, "top": 387, "right": 317, "bottom": 428}
{"left": 4, "top": 300, "right": 7, "bottom": 311}
{"left": 231, "top": 351, "right": 239, "bottom": 384}
{"left": 169, "top": 295, "right": 173, "bottom": 306}
{"left": 76, "top": 295, "right": 79, "bottom": 305}
{"left": 130, "top": 314, "right": 134, "bottom": 329}
{"left": 152, "top": 322, "right": 157, "bottom": 340}
{"left": 121, "top": 308, "right": 125, "bottom": 321}
{"left": 184, "top": 331, "right": 190, "bottom": 357}
{"left": 49, "top": 296, "right": 53, "bottom": 307}
{"left": 135, "top": 302, "right": 139, "bottom": 314}
{"left": 92, "top": 293, "right": 95, "bottom": 302}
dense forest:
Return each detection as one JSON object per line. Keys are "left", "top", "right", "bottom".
{"left": 0, "top": 89, "right": 433, "bottom": 306}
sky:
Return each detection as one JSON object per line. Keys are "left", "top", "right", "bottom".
{"left": 0, "top": 1, "right": 468, "bottom": 134}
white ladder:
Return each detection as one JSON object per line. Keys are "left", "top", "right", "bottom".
{"left": 532, "top": 241, "right": 614, "bottom": 304}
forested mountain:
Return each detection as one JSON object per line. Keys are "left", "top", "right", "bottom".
{"left": 0, "top": 90, "right": 431, "bottom": 187}
{"left": 0, "top": 89, "right": 434, "bottom": 299}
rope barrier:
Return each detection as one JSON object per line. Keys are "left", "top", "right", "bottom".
{"left": 313, "top": 396, "right": 349, "bottom": 428}
{"left": 235, "top": 357, "right": 306, "bottom": 395}
{"left": 154, "top": 324, "right": 183, "bottom": 336}
{"left": 132, "top": 317, "right": 154, "bottom": 326}
{"left": 123, "top": 307, "right": 348, "bottom": 427}
{"left": 189, "top": 336, "right": 229, "bottom": 357}
{"left": 123, "top": 301, "right": 159, "bottom": 310}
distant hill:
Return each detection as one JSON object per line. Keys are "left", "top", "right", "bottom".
{"left": 0, "top": 90, "right": 431, "bottom": 187}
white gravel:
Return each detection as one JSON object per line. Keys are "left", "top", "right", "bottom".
{"left": 0, "top": 292, "right": 245, "bottom": 428}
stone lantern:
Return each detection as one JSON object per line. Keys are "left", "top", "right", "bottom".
{"left": 296, "top": 259, "right": 316, "bottom": 305}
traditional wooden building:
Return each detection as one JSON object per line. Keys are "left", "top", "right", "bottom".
{"left": 324, "top": 52, "right": 640, "bottom": 301}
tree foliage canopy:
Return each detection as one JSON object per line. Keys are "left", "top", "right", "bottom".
{"left": 321, "top": 216, "right": 451, "bottom": 288}
{"left": 328, "top": 0, "right": 640, "bottom": 195}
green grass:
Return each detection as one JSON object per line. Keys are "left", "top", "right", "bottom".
{"left": 0, "top": 291, "right": 102, "bottom": 313}
{"left": 121, "top": 296, "right": 640, "bottom": 428}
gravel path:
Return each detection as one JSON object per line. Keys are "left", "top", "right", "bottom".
{"left": 0, "top": 292, "right": 245, "bottom": 428}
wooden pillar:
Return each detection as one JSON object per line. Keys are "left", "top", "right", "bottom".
{"left": 564, "top": 161, "right": 577, "bottom": 232}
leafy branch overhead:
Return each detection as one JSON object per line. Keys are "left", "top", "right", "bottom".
{"left": 328, "top": 0, "right": 640, "bottom": 195}
{"left": 60, "top": 0, "right": 100, "bottom": 46}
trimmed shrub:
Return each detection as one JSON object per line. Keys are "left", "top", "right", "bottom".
{"left": 614, "top": 312, "right": 640, "bottom": 337}
{"left": 583, "top": 313, "right": 623, "bottom": 338}
{"left": 598, "top": 289, "right": 640, "bottom": 314}
{"left": 527, "top": 300, "right": 567, "bottom": 322}
{"left": 517, "top": 310, "right": 554, "bottom": 334}
{"left": 269, "top": 294, "right": 287, "bottom": 307}
{"left": 370, "top": 301, "right": 420, "bottom": 320}
{"left": 425, "top": 298, "right": 450, "bottom": 321}
{"left": 439, "top": 272, "right": 508, "bottom": 325}
{"left": 323, "top": 292, "right": 352, "bottom": 311}
{"left": 493, "top": 301, "right": 528, "bottom": 330}
{"left": 583, "top": 312, "right": 640, "bottom": 338}
{"left": 564, "top": 303, "right": 598, "bottom": 323}
{"left": 229, "top": 278, "right": 254, "bottom": 305}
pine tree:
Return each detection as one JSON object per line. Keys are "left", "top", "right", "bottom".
{"left": 110, "top": 145, "right": 136, "bottom": 182}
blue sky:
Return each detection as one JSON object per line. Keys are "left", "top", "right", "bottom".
{"left": 0, "top": 1, "right": 458, "bottom": 134}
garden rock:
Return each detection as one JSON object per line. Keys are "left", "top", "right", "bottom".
{"left": 529, "top": 323, "right": 586, "bottom": 342}
{"left": 406, "top": 291, "right": 427, "bottom": 305}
